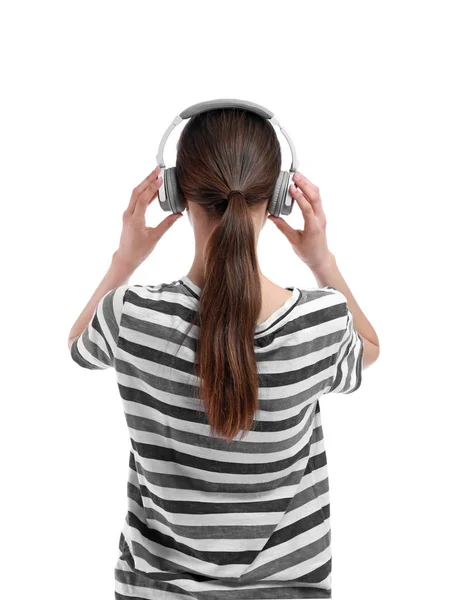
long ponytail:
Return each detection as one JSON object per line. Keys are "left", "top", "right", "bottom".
{"left": 198, "top": 190, "right": 261, "bottom": 442}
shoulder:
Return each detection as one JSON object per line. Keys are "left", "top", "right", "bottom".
{"left": 296, "top": 284, "right": 348, "bottom": 308}
{"left": 123, "top": 279, "right": 195, "bottom": 311}
{"left": 99, "top": 284, "right": 130, "bottom": 325}
{"left": 292, "top": 285, "right": 350, "bottom": 331}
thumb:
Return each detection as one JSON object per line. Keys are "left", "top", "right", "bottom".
{"left": 267, "top": 215, "right": 295, "bottom": 239}
{"left": 153, "top": 212, "right": 183, "bottom": 238}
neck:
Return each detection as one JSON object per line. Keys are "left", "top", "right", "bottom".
{"left": 185, "top": 204, "right": 270, "bottom": 289}
{"left": 186, "top": 256, "right": 271, "bottom": 290}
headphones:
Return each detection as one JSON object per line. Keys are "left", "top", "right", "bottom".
{"left": 155, "top": 98, "right": 299, "bottom": 217}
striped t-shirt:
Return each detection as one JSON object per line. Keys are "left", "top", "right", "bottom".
{"left": 70, "top": 275, "right": 364, "bottom": 599}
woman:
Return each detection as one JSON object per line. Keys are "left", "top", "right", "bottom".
{"left": 68, "top": 108, "right": 380, "bottom": 599}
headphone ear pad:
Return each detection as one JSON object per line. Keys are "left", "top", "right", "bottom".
{"left": 268, "top": 171, "right": 292, "bottom": 217}
{"left": 165, "top": 167, "right": 185, "bottom": 214}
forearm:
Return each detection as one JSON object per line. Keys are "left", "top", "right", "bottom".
{"left": 311, "top": 252, "right": 379, "bottom": 347}
{"left": 67, "top": 252, "right": 137, "bottom": 343}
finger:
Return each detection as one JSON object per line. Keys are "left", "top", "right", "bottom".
{"left": 292, "top": 174, "right": 324, "bottom": 219}
{"left": 131, "top": 177, "right": 163, "bottom": 217}
{"left": 150, "top": 212, "right": 183, "bottom": 238}
{"left": 292, "top": 171, "right": 317, "bottom": 193}
{"left": 135, "top": 165, "right": 161, "bottom": 195}
{"left": 126, "top": 166, "right": 161, "bottom": 213}
{"left": 289, "top": 184, "right": 316, "bottom": 225}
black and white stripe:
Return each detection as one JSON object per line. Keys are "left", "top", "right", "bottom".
{"left": 71, "top": 276, "right": 363, "bottom": 599}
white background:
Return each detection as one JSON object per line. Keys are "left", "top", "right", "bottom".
{"left": 1, "top": 1, "right": 452, "bottom": 598}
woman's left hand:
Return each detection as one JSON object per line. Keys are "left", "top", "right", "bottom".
{"left": 113, "top": 166, "right": 183, "bottom": 269}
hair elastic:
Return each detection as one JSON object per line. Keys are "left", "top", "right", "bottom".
{"left": 227, "top": 190, "right": 245, "bottom": 201}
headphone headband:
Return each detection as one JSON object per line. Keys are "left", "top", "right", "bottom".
{"left": 155, "top": 98, "right": 299, "bottom": 173}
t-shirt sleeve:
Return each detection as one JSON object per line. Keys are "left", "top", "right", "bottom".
{"left": 327, "top": 289, "right": 364, "bottom": 394}
{"left": 70, "top": 284, "right": 129, "bottom": 370}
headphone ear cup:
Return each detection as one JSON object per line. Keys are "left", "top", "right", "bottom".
{"left": 268, "top": 171, "right": 293, "bottom": 217}
{"left": 164, "top": 167, "right": 185, "bottom": 214}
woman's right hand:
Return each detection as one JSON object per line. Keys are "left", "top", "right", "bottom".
{"left": 267, "top": 171, "right": 335, "bottom": 271}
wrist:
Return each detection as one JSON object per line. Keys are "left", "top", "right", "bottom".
{"left": 111, "top": 250, "right": 140, "bottom": 273}
{"left": 308, "top": 251, "right": 337, "bottom": 275}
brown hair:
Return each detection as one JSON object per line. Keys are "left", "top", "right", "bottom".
{"left": 175, "top": 108, "right": 281, "bottom": 443}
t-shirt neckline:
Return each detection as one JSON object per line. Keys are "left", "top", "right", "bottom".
{"left": 179, "top": 275, "right": 301, "bottom": 336}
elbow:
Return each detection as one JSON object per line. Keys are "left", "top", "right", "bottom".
{"left": 371, "top": 337, "right": 380, "bottom": 361}
{"left": 68, "top": 336, "right": 77, "bottom": 351}
{"left": 362, "top": 337, "right": 380, "bottom": 370}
